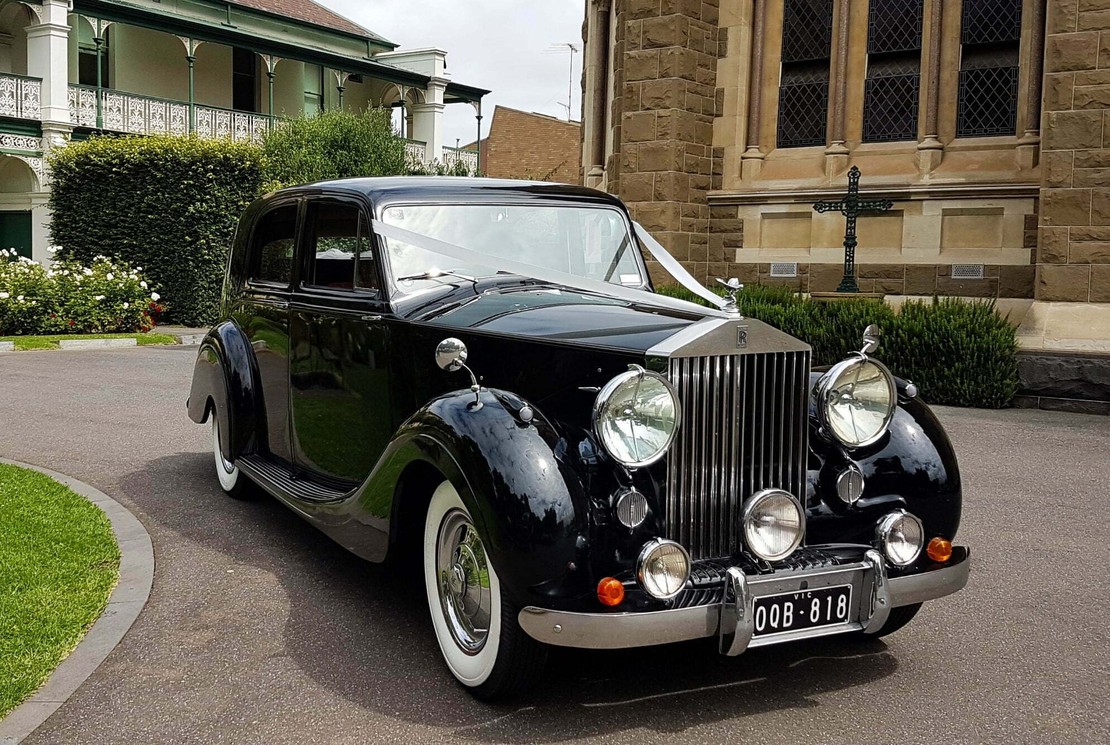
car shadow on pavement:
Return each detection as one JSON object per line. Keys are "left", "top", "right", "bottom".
{"left": 124, "top": 452, "right": 898, "bottom": 743}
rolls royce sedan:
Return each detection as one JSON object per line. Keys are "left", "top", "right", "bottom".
{"left": 188, "top": 177, "right": 970, "bottom": 699}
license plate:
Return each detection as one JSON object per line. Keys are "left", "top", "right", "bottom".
{"left": 753, "top": 584, "right": 852, "bottom": 637}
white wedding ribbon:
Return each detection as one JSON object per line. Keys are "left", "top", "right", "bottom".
{"left": 371, "top": 219, "right": 726, "bottom": 319}
{"left": 632, "top": 223, "right": 728, "bottom": 310}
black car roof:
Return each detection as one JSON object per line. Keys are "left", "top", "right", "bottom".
{"left": 270, "top": 176, "right": 626, "bottom": 208}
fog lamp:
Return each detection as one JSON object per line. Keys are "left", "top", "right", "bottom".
{"left": 635, "top": 538, "right": 690, "bottom": 600}
{"left": 742, "top": 489, "right": 805, "bottom": 562}
{"left": 876, "top": 510, "right": 925, "bottom": 567}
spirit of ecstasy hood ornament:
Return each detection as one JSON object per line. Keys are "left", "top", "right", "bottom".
{"left": 716, "top": 277, "right": 744, "bottom": 317}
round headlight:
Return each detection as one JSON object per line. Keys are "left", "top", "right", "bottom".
{"left": 593, "top": 366, "right": 680, "bottom": 467}
{"left": 817, "top": 357, "right": 897, "bottom": 448}
{"left": 636, "top": 538, "right": 691, "bottom": 600}
{"left": 876, "top": 510, "right": 924, "bottom": 566}
{"left": 742, "top": 489, "right": 805, "bottom": 562}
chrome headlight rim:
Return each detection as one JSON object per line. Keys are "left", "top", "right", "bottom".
{"left": 635, "top": 537, "right": 691, "bottom": 600}
{"left": 592, "top": 366, "right": 681, "bottom": 468}
{"left": 741, "top": 488, "right": 805, "bottom": 563}
{"left": 876, "top": 509, "right": 925, "bottom": 567}
{"left": 815, "top": 355, "right": 897, "bottom": 449}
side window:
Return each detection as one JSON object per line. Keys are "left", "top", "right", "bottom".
{"left": 251, "top": 204, "right": 297, "bottom": 286}
{"left": 306, "top": 201, "right": 377, "bottom": 292}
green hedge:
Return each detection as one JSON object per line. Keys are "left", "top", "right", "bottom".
{"left": 656, "top": 284, "right": 1018, "bottom": 408}
{"left": 49, "top": 136, "right": 265, "bottom": 326}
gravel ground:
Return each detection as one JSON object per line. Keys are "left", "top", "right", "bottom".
{"left": 1, "top": 346, "right": 1107, "bottom": 744}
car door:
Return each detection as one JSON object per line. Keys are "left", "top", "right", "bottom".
{"left": 289, "top": 196, "right": 391, "bottom": 489}
{"left": 237, "top": 200, "right": 300, "bottom": 465}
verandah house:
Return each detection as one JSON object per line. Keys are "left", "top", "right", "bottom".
{"left": 0, "top": 0, "right": 488, "bottom": 263}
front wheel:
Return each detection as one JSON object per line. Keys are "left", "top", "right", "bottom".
{"left": 422, "top": 481, "right": 547, "bottom": 699}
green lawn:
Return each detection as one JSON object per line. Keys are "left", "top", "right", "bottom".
{"left": 0, "top": 333, "right": 177, "bottom": 351}
{"left": 0, "top": 464, "right": 120, "bottom": 719}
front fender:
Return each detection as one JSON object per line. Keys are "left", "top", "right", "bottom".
{"left": 356, "top": 388, "right": 593, "bottom": 606}
{"left": 807, "top": 386, "right": 962, "bottom": 549}
{"left": 187, "top": 320, "right": 260, "bottom": 462}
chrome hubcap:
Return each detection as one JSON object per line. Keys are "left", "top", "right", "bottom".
{"left": 436, "top": 510, "right": 491, "bottom": 655}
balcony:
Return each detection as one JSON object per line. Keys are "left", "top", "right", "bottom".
{"left": 68, "top": 86, "right": 272, "bottom": 144}
{"left": 0, "top": 73, "right": 41, "bottom": 121}
{"left": 443, "top": 146, "right": 479, "bottom": 172}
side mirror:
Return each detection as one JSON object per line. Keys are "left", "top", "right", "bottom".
{"left": 861, "top": 324, "right": 881, "bottom": 356}
{"left": 435, "top": 337, "right": 468, "bottom": 372}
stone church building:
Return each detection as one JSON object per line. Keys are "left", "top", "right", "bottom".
{"left": 580, "top": 0, "right": 1110, "bottom": 353}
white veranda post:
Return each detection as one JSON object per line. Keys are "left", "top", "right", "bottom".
{"left": 410, "top": 79, "right": 445, "bottom": 165}
{"left": 24, "top": 0, "right": 69, "bottom": 125}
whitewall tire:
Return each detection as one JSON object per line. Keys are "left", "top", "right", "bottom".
{"left": 422, "top": 480, "right": 546, "bottom": 699}
{"left": 211, "top": 417, "right": 247, "bottom": 498}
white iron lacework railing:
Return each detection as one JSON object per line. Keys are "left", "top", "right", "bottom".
{"left": 68, "top": 85, "right": 272, "bottom": 143}
{"left": 194, "top": 104, "right": 272, "bottom": 144}
{"left": 442, "top": 146, "right": 478, "bottom": 173}
{"left": 0, "top": 73, "right": 42, "bottom": 120}
{"left": 405, "top": 139, "right": 427, "bottom": 164}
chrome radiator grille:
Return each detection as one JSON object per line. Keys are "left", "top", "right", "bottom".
{"left": 665, "top": 350, "right": 812, "bottom": 560}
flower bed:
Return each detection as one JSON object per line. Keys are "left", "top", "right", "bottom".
{"left": 0, "top": 250, "right": 162, "bottom": 336}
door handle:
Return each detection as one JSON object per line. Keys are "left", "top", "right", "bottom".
{"left": 360, "top": 314, "right": 382, "bottom": 322}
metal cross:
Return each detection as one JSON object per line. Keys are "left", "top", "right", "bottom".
{"left": 813, "top": 166, "right": 894, "bottom": 293}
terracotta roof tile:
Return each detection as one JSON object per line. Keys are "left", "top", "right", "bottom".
{"left": 229, "top": 0, "right": 385, "bottom": 42}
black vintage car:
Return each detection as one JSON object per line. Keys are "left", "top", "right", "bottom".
{"left": 188, "top": 177, "right": 970, "bottom": 699}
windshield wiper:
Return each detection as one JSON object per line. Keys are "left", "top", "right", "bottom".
{"left": 397, "top": 268, "right": 478, "bottom": 284}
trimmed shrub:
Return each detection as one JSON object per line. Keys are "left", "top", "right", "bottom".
{"left": 884, "top": 298, "right": 1019, "bottom": 409}
{"left": 48, "top": 136, "right": 265, "bottom": 326}
{"left": 0, "top": 250, "right": 161, "bottom": 335}
{"left": 654, "top": 283, "right": 1018, "bottom": 408}
{"left": 262, "top": 108, "right": 408, "bottom": 189}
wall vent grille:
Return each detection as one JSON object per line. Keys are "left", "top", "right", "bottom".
{"left": 770, "top": 262, "right": 799, "bottom": 278}
{"left": 951, "top": 264, "right": 985, "bottom": 280}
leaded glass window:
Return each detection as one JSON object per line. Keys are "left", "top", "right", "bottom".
{"left": 957, "top": 0, "right": 1022, "bottom": 137}
{"left": 862, "top": 0, "right": 923, "bottom": 142}
{"left": 777, "top": 0, "right": 833, "bottom": 149}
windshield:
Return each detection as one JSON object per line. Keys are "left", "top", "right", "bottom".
{"left": 379, "top": 204, "right": 644, "bottom": 294}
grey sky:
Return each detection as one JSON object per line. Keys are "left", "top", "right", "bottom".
{"left": 320, "top": 1, "right": 585, "bottom": 148}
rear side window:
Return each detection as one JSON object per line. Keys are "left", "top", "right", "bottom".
{"left": 251, "top": 205, "right": 298, "bottom": 286}
{"left": 306, "top": 201, "right": 377, "bottom": 292}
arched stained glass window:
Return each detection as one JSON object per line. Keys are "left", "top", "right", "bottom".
{"left": 956, "top": 0, "right": 1022, "bottom": 137}
{"left": 862, "top": 0, "right": 923, "bottom": 142}
{"left": 777, "top": 0, "right": 834, "bottom": 149}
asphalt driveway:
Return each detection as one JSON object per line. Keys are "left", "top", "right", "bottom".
{"left": 1, "top": 347, "right": 1107, "bottom": 744}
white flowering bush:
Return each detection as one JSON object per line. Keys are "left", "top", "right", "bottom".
{"left": 0, "top": 249, "right": 164, "bottom": 335}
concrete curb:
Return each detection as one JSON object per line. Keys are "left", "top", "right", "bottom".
{"left": 57, "top": 338, "right": 137, "bottom": 350}
{"left": 0, "top": 342, "right": 13, "bottom": 353}
{"left": 0, "top": 460, "right": 154, "bottom": 745}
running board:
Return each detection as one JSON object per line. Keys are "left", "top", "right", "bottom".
{"left": 237, "top": 454, "right": 348, "bottom": 503}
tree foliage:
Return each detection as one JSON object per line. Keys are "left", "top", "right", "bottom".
{"left": 261, "top": 108, "right": 408, "bottom": 189}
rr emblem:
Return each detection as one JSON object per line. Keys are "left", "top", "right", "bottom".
{"left": 737, "top": 326, "right": 749, "bottom": 348}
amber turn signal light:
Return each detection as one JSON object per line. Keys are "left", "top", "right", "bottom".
{"left": 597, "top": 577, "right": 625, "bottom": 607}
{"left": 926, "top": 537, "right": 953, "bottom": 563}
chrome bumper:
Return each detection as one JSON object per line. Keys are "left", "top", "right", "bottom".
{"left": 518, "top": 547, "right": 970, "bottom": 652}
